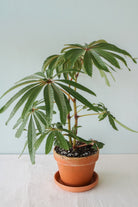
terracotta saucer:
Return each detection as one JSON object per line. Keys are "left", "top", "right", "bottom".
{"left": 54, "top": 171, "right": 98, "bottom": 192}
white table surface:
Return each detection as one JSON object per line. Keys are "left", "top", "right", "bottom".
{"left": 0, "top": 154, "right": 138, "bottom": 207}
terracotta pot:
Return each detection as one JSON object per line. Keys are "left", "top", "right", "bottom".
{"left": 54, "top": 149, "right": 99, "bottom": 187}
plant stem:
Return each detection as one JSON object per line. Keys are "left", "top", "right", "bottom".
{"left": 67, "top": 75, "right": 72, "bottom": 145}
{"left": 70, "top": 107, "right": 83, "bottom": 118}
{"left": 60, "top": 88, "right": 74, "bottom": 102}
{"left": 73, "top": 73, "right": 79, "bottom": 148}
{"left": 67, "top": 110, "right": 72, "bottom": 145}
{"left": 78, "top": 112, "right": 106, "bottom": 118}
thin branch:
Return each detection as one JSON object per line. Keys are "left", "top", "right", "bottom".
{"left": 60, "top": 88, "right": 74, "bottom": 102}
{"left": 78, "top": 112, "right": 106, "bottom": 118}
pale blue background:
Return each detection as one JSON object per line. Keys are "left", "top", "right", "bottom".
{"left": 0, "top": 0, "right": 138, "bottom": 154}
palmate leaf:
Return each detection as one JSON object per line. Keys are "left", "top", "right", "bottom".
{"left": 22, "top": 85, "right": 43, "bottom": 119}
{"left": 55, "top": 131, "right": 69, "bottom": 150}
{"left": 44, "top": 84, "right": 54, "bottom": 125}
{"left": 55, "top": 79, "right": 96, "bottom": 96}
{"left": 83, "top": 50, "right": 93, "bottom": 76}
{"left": 0, "top": 80, "right": 41, "bottom": 99}
{"left": 64, "top": 48, "right": 85, "bottom": 68}
{"left": 52, "top": 84, "right": 68, "bottom": 125}
{"left": 34, "top": 131, "right": 50, "bottom": 151}
{"left": 35, "top": 110, "right": 47, "bottom": 126}
{"left": 45, "top": 131, "right": 55, "bottom": 154}
{"left": 28, "top": 116, "right": 36, "bottom": 164}
{"left": 93, "top": 42, "right": 136, "bottom": 63}
{"left": 0, "top": 83, "right": 37, "bottom": 113}
{"left": 6, "top": 85, "right": 40, "bottom": 125}
{"left": 57, "top": 83, "right": 98, "bottom": 112}
{"left": 94, "top": 49, "right": 120, "bottom": 69}
{"left": 91, "top": 50, "right": 109, "bottom": 72}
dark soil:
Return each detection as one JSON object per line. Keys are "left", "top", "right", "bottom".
{"left": 55, "top": 142, "right": 97, "bottom": 158}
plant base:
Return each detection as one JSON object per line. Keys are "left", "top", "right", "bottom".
{"left": 54, "top": 171, "right": 98, "bottom": 192}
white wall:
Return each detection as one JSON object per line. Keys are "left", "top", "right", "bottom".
{"left": 0, "top": 0, "right": 138, "bottom": 154}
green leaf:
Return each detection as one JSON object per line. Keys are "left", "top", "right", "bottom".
{"left": 94, "top": 140, "right": 105, "bottom": 149}
{"left": 13, "top": 117, "right": 22, "bottom": 129}
{"left": 33, "top": 112, "right": 45, "bottom": 133}
{"left": 56, "top": 79, "right": 96, "bottom": 96}
{"left": 91, "top": 50, "right": 109, "bottom": 72}
{"left": 15, "top": 114, "right": 29, "bottom": 138}
{"left": 109, "top": 72, "right": 116, "bottom": 82}
{"left": 114, "top": 119, "right": 138, "bottom": 133}
{"left": 0, "top": 84, "right": 37, "bottom": 114}
{"left": 108, "top": 114, "right": 118, "bottom": 130}
{"left": 88, "top": 39, "right": 107, "bottom": 47}
{"left": 46, "top": 56, "right": 59, "bottom": 78}
{"left": 52, "top": 84, "right": 68, "bottom": 125}
{"left": 94, "top": 49, "right": 120, "bottom": 68}
{"left": 37, "top": 105, "right": 46, "bottom": 111}
{"left": 45, "top": 131, "right": 55, "bottom": 154}
{"left": 61, "top": 44, "right": 85, "bottom": 53}
{"left": 62, "top": 128, "right": 92, "bottom": 144}
{"left": 18, "top": 140, "right": 28, "bottom": 158}
{"left": 98, "top": 70, "right": 110, "bottom": 86}
{"left": 93, "top": 42, "right": 136, "bottom": 63}
{"left": 57, "top": 83, "right": 98, "bottom": 112}
{"left": 43, "top": 84, "right": 54, "bottom": 125}
{"left": 42, "top": 55, "right": 59, "bottom": 72}
{"left": 0, "top": 80, "right": 40, "bottom": 99}
{"left": 28, "top": 116, "right": 36, "bottom": 164}
{"left": 63, "top": 94, "right": 72, "bottom": 113}
{"left": 15, "top": 73, "right": 45, "bottom": 83}
{"left": 55, "top": 131, "right": 69, "bottom": 150}
{"left": 35, "top": 110, "right": 47, "bottom": 126}
{"left": 34, "top": 72, "right": 46, "bottom": 78}
{"left": 108, "top": 52, "right": 129, "bottom": 68}
{"left": 64, "top": 43, "right": 85, "bottom": 49}
{"left": 83, "top": 51, "right": 93, "bottom": 76}
{"left": 22, "top": 85, "right": 43, "bottom": 118}
{"left": 64, "top": 49, "right": 85, "bottom": 67}
{"left": 98, "top": 113, "right": 108, "bottom": 121}
{"left": 6, "top": 85, "right": 40, "bottom": 125}
{"left": 34, "top": 132, "right": 49, "bottom": 151}
{"left": 53, "top": 69, "right": 83, "bottom": 78}
{"left": 56, "top": 122, "right": 63, "bottom": 129}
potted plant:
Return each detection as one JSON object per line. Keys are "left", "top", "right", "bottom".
{"left": 0, "top": 40, "right": 137, "bottom": 192}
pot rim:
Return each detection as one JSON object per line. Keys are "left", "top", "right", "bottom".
{"left": 53, "top": 148, "right": 99, "bottom": 165}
